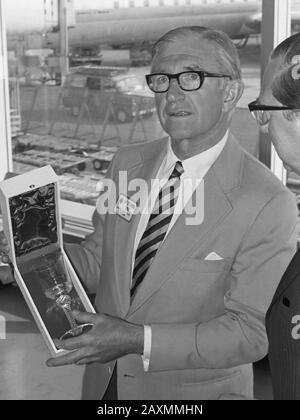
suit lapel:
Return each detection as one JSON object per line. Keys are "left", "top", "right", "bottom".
{"left": 128, "top": 168, "right": 233, "bottom": 317}
{"left": 128, "top": 134, "right": 243, "bottom": 317}
{"left": 113, "top": 139, "right": 169, "bottom": 316}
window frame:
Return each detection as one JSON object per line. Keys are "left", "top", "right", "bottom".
{"left": 0, "top": 0, "right": 12, "bottom": 181}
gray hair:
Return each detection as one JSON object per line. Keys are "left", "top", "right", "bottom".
{"left": 152, "top": 26, "right": 242, "bottom": 80}
{"left": 270, "top": 32, "right": 300, "bottom": 108}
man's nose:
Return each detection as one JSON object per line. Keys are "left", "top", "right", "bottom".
{"left": 166, "top": 79, "right": 185, "bottom": 102}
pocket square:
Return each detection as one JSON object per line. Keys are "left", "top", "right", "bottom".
{"left": 204, "top": 252, "right": 224, "bottom": 261}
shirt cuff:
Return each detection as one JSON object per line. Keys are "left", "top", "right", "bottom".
{"left": 141, "top": 325, "right": 152, "bottom": 372}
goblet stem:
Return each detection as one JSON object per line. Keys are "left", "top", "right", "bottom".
{"left": 56, "top": 294, "right": 78, "bottom": 331}
{"left": 62, "top": 304, "right": 78, "bottom": 330}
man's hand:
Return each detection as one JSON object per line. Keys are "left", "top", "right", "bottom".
{"left": 0, "top": 231, "right": 14, "bottom": 286}
{"left": 46, "top": 311, "right": 144, "bottom": 367}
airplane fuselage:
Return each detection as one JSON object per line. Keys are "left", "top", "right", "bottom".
{"left": 44, "top": 1, "right": 261, "bottom": 49}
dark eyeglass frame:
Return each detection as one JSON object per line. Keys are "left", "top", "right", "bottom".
{"left": 145, "top": 70, "right": 232, "bottom": 93}
{"left": 248, "top": 99, "right": 298, "bottom": 112}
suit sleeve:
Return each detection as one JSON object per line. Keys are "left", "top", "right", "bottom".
{"left": 148, "top": 190, "right": 298, "bottom": 371}
{"left": 64, "top": 211, "right": 104, "bottom": 294}
{"left": 64, "top": 153, "right": 118, "bottom": 294}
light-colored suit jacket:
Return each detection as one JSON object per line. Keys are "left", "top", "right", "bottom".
{"left": 67, "top": 134, "right": 297, "bottom": 400}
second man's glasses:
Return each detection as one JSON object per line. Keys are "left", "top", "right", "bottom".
{"left": 145, "top": 71, "right": 232, "bottom": 93}
{"left": 248, "top": 99, "right": 299, "bottom": 125}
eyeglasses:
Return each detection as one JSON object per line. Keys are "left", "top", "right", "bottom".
{"left": 145, "top": 71, "right": 232, "bottom": 93}
{"left": 248, "top": 99, "right": 299, "bottom": 126}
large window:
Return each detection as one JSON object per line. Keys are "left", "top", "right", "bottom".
{"left": 1, "top": 0, "right": 298, "bottom": 237}
{"left": 2, "top": 0, "right": 165, "bottom": 235}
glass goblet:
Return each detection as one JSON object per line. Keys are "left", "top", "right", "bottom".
{"left": 34, "top": 254, "right": 93, "bottom": 341}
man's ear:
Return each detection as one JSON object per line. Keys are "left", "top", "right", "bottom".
{"left": 291, "top": 55, "right": 300, "bottom": 64}
{"left": 222, "top": 79, "right": 244, "bottom": 112}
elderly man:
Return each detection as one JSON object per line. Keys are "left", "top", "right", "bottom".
{"left": 250, "top": 32, "right": 300, "bottom": 400}
{"left": 0, "top": 26, "right": 297, "bottom": 400}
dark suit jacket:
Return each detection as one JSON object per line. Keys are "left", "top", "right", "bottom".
{"left": 266, "top": 248, "right": 300, "bottom": 400}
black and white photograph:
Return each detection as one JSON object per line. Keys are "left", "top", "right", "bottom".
{"left": 0, "top": 0, "right": 300, "bottom": 405}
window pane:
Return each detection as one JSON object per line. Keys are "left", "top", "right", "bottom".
{"left": 4, "top": 0, "right": 163, "bottom": 215}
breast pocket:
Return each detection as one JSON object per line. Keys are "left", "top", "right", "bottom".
{"left": 179, "top": 258, "right": 232, "bottom": 273}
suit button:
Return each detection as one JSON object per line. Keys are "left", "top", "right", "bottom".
{"left": 282, "top": 296, "right": 290, "bottom": 307}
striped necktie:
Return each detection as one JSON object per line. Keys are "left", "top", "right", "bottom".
{"left": 131, "top": 161, "right": 184, "bottom": 297}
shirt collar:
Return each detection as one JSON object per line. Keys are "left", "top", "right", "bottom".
{"left": 165, "top": 131, "right": 229, "bottom": 178}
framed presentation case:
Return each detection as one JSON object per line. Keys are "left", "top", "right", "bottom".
{"left": 0, "top": 165, "right": 95, "bottom": 357}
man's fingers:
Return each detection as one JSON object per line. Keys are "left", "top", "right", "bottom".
{"left": 75, "top": 356, "right": 101, "bottom": 366}
{"left": 53, "top": 339, "right": 61, "bottom": 348}
{"left": 56, "top": 333, "right": 91, "bottom": 351}
{"left": 0, "top": 265, "right": 14, "bottom": 285}
{"left": 0, "top": 232, "right": 8, "bottom": 246}
{"left": 46, "top": 347, "right": 90, "bottom": 367}
{"left": 0, "top": 232, "right": 11, "bottom": 264}
{"left": 73, "top": 310, "right": 97, "bottom": 324}
{"left": 1, "top": 254, "right": 11, "bottom": 264}
{"left": 0, "top": 245, "right": 9, "bottom": 253}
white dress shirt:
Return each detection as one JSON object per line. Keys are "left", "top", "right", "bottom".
{"left": 132, "top": 133, "right": 228, "bottom": 371}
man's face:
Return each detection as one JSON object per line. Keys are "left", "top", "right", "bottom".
{"left": 258, "top": 57, "right": 283, "bottom": 133}
{"left": 151, "top": 40, "right": 230, "bottom": 156}
{"left": 258, "top": 57, "right": 300, "bottom": 174}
